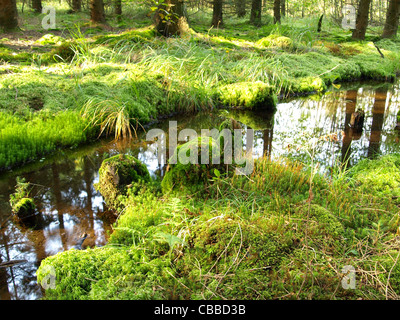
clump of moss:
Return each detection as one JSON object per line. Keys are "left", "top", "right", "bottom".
{"left": 12, "top": 197, "right": 36, "bottom": 220}
{"left": 9, "top": 177, "right": 36, "bottom": 220}
{"left": 257, "top": 34, "right": 293, "bottom": 49}
{"left": 176, "top": 215, "right": 290, "bottom": 299}
{"left": 218, "top": 81, "right": 277, "bottom": 110}
{"left": 161, "top": 136, "right": 231, "bottom": 195}
{"left": 36, "top": 34, "right": 65, "bottom": 46}
{"left": 347, "top": 154, "right": 400, "bottom": 203}
{"left": 42, "top": 41, "right": 75, "bottom": 63}
{"left": 95, "top": 154, "right": 150, "bottom": 209}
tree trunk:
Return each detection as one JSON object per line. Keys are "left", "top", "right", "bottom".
{"left": 211, "top": 0, "right": 223, "bottom": 27}
{"left": 281, "top": 0, "right": 286, "bottom": 17}
{"left": 250, "top": 0, "right": 262, "bottom": 26}
{"left": 274, "top": 0, "right": 281, "bottom": 24}
{"left": 72, "top": 0, "right": 81, "bottom": 12}
{"left": 115, "top": 0, "right": 122, "bottom": 16}
{"left": 155, "top": 0, "right": 188, "bottom": 37}
{"left": 90, "top": 0, "right": 105, "bottom": 23}
{"left": 32, "top": 0, "right": 42, "bottom": 13}
{"left": 382, "top": 0, "right": 400, "bottom": 38}
{"left": 0, "top": 0, "right": 18, "bottom": 30}
{"left": 352, "top": 0, "right": 372, "bottom": 40}
{"left": 235, "top": 0, "right": 246, "bottom": 18}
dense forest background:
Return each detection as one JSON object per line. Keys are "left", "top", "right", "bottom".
{"left": 1, "top": 0, "right": 399, "bottom": 40}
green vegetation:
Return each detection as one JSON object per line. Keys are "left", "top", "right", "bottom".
{"left": 9, "top": 177, "right": 36, "bottom": 220}
{"left": 1, "top": 2, "right": 400, "bottom": 172}
{"left": 37, "top": 153, "right": 400, "bottom": 300}
{"left": 1, "top": 0, "right": 399, "bottom": 301}
{"left": 95, "top": 154, "right": 151, "bottom": 209}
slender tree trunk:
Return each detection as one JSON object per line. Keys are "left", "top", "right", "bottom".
{"left": 72, "top": 0, "right": 81, "bottom": 12}
{"left": 274, "top": 0, "right": 281, "bottom": 23}
{"left": 250, "top": 0, "right": 262, "bottom": 26}
{"left": 382, "top": 0, "right": 400, "bottom": 38}
{"left": 32, "top": 0, "right": 42, "bottom": 13}
{"left": 211, "top": 0, "right": 223, "bottom": 27}
{"left": 235, "top": 0, "right": 246, "bottom": 18}
{"left": 281, "top": 0, "right": 286, "bottom": 17}
{"left": 90, "top": 0, "right": 105, "bottom": 23}
{"left": 352, "top": 0, "right": 372, "bottom": 40}
{"left": 0, "top": 0, "right": 18, "bottom": 30}
{"left": 155, "top": 0, "right": 188, "bottom": 37}
{"left": 115, "top": 0, "right": 122, "bottom": 16}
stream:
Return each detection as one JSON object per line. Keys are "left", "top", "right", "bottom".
{"left": 0, "top": 80, "right": 399, "bottom": 300}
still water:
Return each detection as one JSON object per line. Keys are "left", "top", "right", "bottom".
{"left": 0, "top": 81, "right": 399, "bottom": 299}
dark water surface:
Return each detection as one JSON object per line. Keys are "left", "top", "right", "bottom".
{"left": 0, "top": 81, "right": 399, "bottom": 299}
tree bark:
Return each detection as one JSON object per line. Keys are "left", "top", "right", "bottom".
{"left": 90, "top": 0, "right": 105, "bottom": 23}
{"left": 352, "top": 0, "right": 372, "bottom": 40}
{"left": 155, "top": 0, "right": 188, "bottom": 37}
{"left": 274, "top": 0, "right": 281, "bottom": 24}
{"left": 382, "top": 0, "right": 400, "bottom": 38}
{"left": 0, "top": 0, "right": 18, "bottom": 30}
{"left": 115, "top": 0, "right": 122, "bottom": 16}
{"left": 32, "top": 0, "right": 42, "bottom": 13}
{"left": 235, "top": 0, "right": 246, "bottom": 18}
{"left": 281, "top": 0, "right": 286, "bottom": 17}
{"left": 211, "top": 0, "right": 223, "bottom": 27}
{"left": 250, "top": 0, "right": 262, "bottom": 26}
{"left": 72, "top": 0, "right": 81, "bottom": 12}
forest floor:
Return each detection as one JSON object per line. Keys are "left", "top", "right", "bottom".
{"left": 2, "top": 3, "right": 400, "bottom": 300}
{"left": 1, "top": 2, "right": 400, "bottom": 171}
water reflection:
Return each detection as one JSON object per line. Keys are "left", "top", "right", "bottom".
{"left": 0, "top": 81, "right": 399, "bottom": 300}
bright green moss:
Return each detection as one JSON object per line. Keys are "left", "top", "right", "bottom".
{"left": 347, "top": 154, "right": 400, "bottom": 203}
{"left": 257, "top": 34, "right": 293, "bottom": 49}
{"left": 12, "top": 197, "right": 36, "bottom": 220}
{"left": 218, "top": 81, "right": 277, "bottom": 110}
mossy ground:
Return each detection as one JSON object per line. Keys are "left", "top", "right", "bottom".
{"left": 37, "top": 154, "right": 400, "bottom": 300}
{"left": 1, "top": 2, "right": 400, "bottom": 172}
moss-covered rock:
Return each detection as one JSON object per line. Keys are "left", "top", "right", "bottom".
{"left": 161, "top": 136, "right": 230, "bottom": 194}
{"left": 95, "top": 154, "right": 150, "bottom": 209}
{"left": 218, "top": 81, "right": 277, "bottom": 110}
{"left": 12, "top": 197, "right": 36, "bottom": 220}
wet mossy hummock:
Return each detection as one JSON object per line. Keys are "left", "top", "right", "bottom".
{"left": 218, "top": 81, "right": 277, "bottom": 111}
{"left": 12, "top": 197, "right": 36, "bottom": 221}
{"left": 95, "top": 154, "right": 150, "bottom": 209}
{"left": 161, "top": 136, "right": 231, "bottom": 195}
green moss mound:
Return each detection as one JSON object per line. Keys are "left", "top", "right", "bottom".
{"left": 161, "top": 136, "right": 230, "bottom": 194}
{"left": 12, "top": 197, "right": 36, "bottom": 220}
{"left": 36, "top": 246, "right": 174, "bottom": 300}
{"left": 257, "top": 34, "right": 293, "bottom": 49}
{"left": 218, "top": 81, "right": 277, "bottom": 110}
{"left": 176, "top": 215, "right": 290, "bottom": 299}
{"left": 95, "top": 154, "right": 150, "bottom": 209}
{"left": 347, "top": 154, "right": 400, "bottom": 203}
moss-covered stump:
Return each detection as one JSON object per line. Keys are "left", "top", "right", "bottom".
{"left": 12, "top": 197, "right": 36, "bottom": 220}
{"left": 218, "top": 81, "right": 277, "bottom": 110}
{"left": 95, "top": 154, "right": 150, "bottom": 209}
{"left": 161, "top": 136, "right": 231, "bottom": 195}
